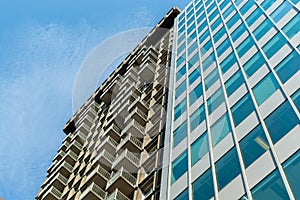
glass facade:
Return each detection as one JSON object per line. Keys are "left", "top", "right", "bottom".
{"left": 163, "top": 0, "right": 300, "bottom": 199}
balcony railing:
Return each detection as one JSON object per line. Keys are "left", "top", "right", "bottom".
{"left": 106, "top": 167, "right": 137, "bottom": 190}
{"left": 106, "top": 189, "right": 130, "bottom": 200}
{"left": 42, "top": 186, "right": 62, "bottom": 200}
{"left": 112, "top": 149, "right": 140, "bottom": 171}
{"left": 79, "top": 182, "right": 107, "bottom": 200}
{"left": 117, "top": 134, "right": 143, "bottom": 153}
{"left": 86, "top": 164, "right": 110, "bottom": 183}
{"left": 122, "top": 119, "right": 145, "bottom": 138}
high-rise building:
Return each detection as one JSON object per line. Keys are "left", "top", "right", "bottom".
{"left": 160, "top": 0, "right": 300, "bottom": 200}
{"left": 37, "top": 0, "right": 300, "bottom": 200}
{"left": 35, "top": 8, "right": 180, "bottom": 200}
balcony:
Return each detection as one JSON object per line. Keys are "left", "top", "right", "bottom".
{"left": 97, "top": 136, "right": 118, "bottom": 155}
{"left": 116, "top": 134, "right": 143, "bottom": 154}
{"left": 67, "top": 140, "right": 83, "bottom": 155}
{"left": 112, "top": 149, "right": 140, "bottom": 172}
{"left": 63, "top": 149, "right": 78, "bottom": 165}
{"left": 104, "top": 123, "right": 122, "bottom": 142}
{"left": 72, "top": 131, "right": 87, "bottom": 145}
{"left": 122, "top": 119, "right": 145, "bottom": 139}
{"left": 51, "top": 173, "right": 68, "bottom": 192}
{"left": 125, "top": 107, "right": 148, "bottom": 126}
{"left": 53, "top": 150, "right": 66, "bottom": 162}
{"left": 76, "top": 114, "right": 94, "bottom": 128}
{"left": 106, "top": 167, "right": 137, "bottom": 196}
{"left": 142, "top": 151, "right": 158, "bottom": 174}
{"left": 79, "top": 182, "right": 107, "bottom": 200}
{"left": 77, "top": 123, "right": 90, "bottom": 136}
{"left": 128, "top": 93, "right": 149, "bottom": 112}
{"left": 85, "top": 164, "right": 110, "bottom": 189}
{"left": 139, "top": 62, "right": 155, "bottom": 82}
{"left": 92, "top": 149, "right": 115, "bottom": 171}
{"left": 42, "top": 186, "right": 62, "bottom": 200}
{"left": 57, "top": 161, "right": 73, "bottom": 178}
{"left": 59, "top": 140, "right": 70, "bottom": 152}
{"left": 106, "top": 189, "right": 130, "bottom": 200}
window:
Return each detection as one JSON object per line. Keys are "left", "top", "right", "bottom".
{"left": 174, "top": 189, "right": 189, "bottom": 200}
{"left": 173, "top": 121, "right": 187, "bottom": 147}
{"left": 253, "top": 18, "right": 273, "bottom": 40}
{"left": 220, "top": 53, "right": 237, "bottom": 74}
{"left": 216, "top": 147, "right": 241, "bottom": 190}
{"left": 265, "top": 100, "right": 299, "bottom": 144}
{"left": 207, "top": 88, "right": 225, "bottom": 114}
{"left": 191, "top": 132, "right": 209, "bottom": 165}
{"left": 190, "top": 83, "right": 203, "bottom": 106}
{"left": 175, "top": 81, "right": 186, "bottom": 99}
{"left": 237, "top": 36, "right": 255, "bottom": 57}
{"left": 211, "top": 17, "right": 222, "bottom": 31}
{"left": 188, "top": 23, "right": 196, "bottom": 36}
{"left": 176, "top": 65, "right": 186, "bottom": 82}
{"left": 178, "top": 18, "right": 185, "bottom": 29}
{"left": 187, "top": 16, "right": 195, "bottom": 27}
{"left": 220, "top": 0, "right": 230, "bottom": 10}
{"left": 232, "top": 23, "right": 247, "bottom": 42}
{"left": 283, "top": 150, "right": 300, "bottom": 199}
{"left": 262, "top": 33, "right": 287, "bottom": 59}
{"left": 209, "top": 9, "right": 219, "bottom": 21}
{"left": 253, "top": 73, "right": 280, "bottom": 105}
{"left": 214, "top": 27, "right": 226, "bottom": 43}
{"left": 178, "top": 34, "right": 185, "bottom": 45}
{"left": 188, "top": 54, "right": 199, "bottom": 69}
{"left": 227, "top": 13, "right": 239, "bottom": 29}
{"left": 179, "top": 25, "right": 185, "bottom": 35}
{"left": 243, "top": 51, "right": 265, "bottom": 77}
{"left": 189, "top": 31, "right": 197, "bottom": 41}
{"left": 240, "top": 0, "right": 255, "bottom": 15}
{"left": 190, "top": 105, "right": 205, "bottom": 131}
{"left": 283, "top": 13, "right": 300, "bottom": 39}
{"left": 188, "top": 42, "right": 198, "bottom": 56}
{"left": 211, "top": 113, "right": 232, "bottom": 146}
{"left": 275, "top": 51, "right": 300, "bottom": 83}
{"left": 174, "top": 99, "right": 187, "bottom": 121}
{"left": 171, "top": 150, "right": 188, "bottom": 184}
{"left": 189, "top": 68, "right": 201, "bottom": 85}
{"left": 251, "top": 170, "right": 289, "bottom": 199}
{"left": 197, "top": 12, "right": 205, "bottom": 25}
{"left": 177, "top": 55, "right": 186, "bottom": 68}
{"left": 246, "top": 8, "right": 264, "bottom": 26}
{"left": 270, "top": 1, "right": 293, "bottom": 23}
{"left": 207, "top": 1, "right": 216, "bottom": 14}
{"left": 202, "top": 53, "right": 216, "bottom": 71}
{"left": 232, "top": 94, "right": 255, "bottom": 126}
{"left": 223, "top": 5, "right": 234, "bottom": 19}
{"left": 292, "top": 89, "right": 300, "bottom": 112}
{"left": 204, "top": 68, "right": 219, "bottom": 90}
{"left": 216, "top": 37, "right": 231, "bottom": 57}
{"left": 199, "top": 30, "right": 209, "bottom": 43}
{"left": 178, "top": 43, "right": 186, "bottom": 55}
{"left": 261, "top": 0, "right": 276, "bottom": 10}
{"left": 198, "top": 20, "right": 208, "bottom": 34}
{"left": 201, "top": 40, "right": 212, "bottom": 56}
{"left": 225, "top": 70, "right": 244, "bottom": 96}
{"left": 240, "top": 125, "right": 269, "bottom": 168}
{"left": 192, "top": 169, "right": 214, "bottom": 200}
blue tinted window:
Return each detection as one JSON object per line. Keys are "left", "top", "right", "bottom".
{"left": 173, "top": 121, "right": 187, "bottom": 147}
{"left": 191, "top": 132, "right": 208, "bottom": 165}
{"left": 175, "top": 81, "right": 186, "bottom": 99}
{"left": 188, "top": 42, "right": 198, "bottom": 56}
{"left": 190, "top": 83, "right": 203, "bottom": 105}
{"left": 171, "top": 150, "right": 188, "bottom": 184}
{"left": 179, "top": 25, "right": 185, "bottom": 35}
{"left": 211, "top": 18, "right": 222, "bottom": 31}
{"left": 232, "top": 23, "right": 247, "bottom": 41}
{"left": 209, "top": 9, "right": 219, "bottom": 22}
{"left": 202, "top": 53, "right": 216, "bottom": 71}
{"left": 283, "top": 150, "right": 300, "bottom": 199}
{"left": 225, "top": 70, "right": 244, "bottom": 96}
{"left": 220, "top": 0, "right": 230, "bottom": 10}
{"left": 189, "top": 69, "right": 201, "bottom": 85}
{"left": 201, "top": 40, "right": 212, "bottom": 56}
{"left": 216, "top": 37, "right": 231, "bottom": 57}
{"left": 275, "top": 51, "right": 300, "bottom": 83}
{"left": 207, "top": 88, "right": 225, "bottom": 114}
{"left": 193, "top": 169, "right": 214, "bottom": 200}
{"left": 261, "top": 0, "right": 275, "bottom": 10}
{"left": 220, "top": 53, "right": 237, "bottom": 74}
{"left": 174, "top": 99, "right": 187, "bottom": 121}
{"left": 253, "top": 73, "right": 280, "bottom": 105}
{"left": 198, "top": 20, "right": 208, "bottom": 34}
{"left": 243, "top": 51, "right": 265, "bottom": 77}
{"left": 214, "top": 27, "right": 226, "bottom": 42}
{"left": 176, "top": 65, "right": 186, "bottom": 82}
{"left": 216, "top": 147, "right": 241, "bottom": 190}
{"left": 188, "top": 54, "right": 199, "bottom": 69}
{"left": 177, "top": 55, "right": 186, "bottom": 68}
{"left": 262, "top": 33, "right": 287, "bottom": 59}
{"left": 223, "top": 4, "right": 234, "bottom": 19}
{"left": 207, "top": 2, "right": 216, "bottom": 14}
{"left": 187, "top": 15, "right": 195, "bottom": 27}
{"left": 190, "top": 105, "right": 205, "bottom": 131}
{"left": 178, "top": 34, "right": 185, "bottom": 45}
{"left": 232, "top": 94, "right": 255, "bottom": 126}
{"left": 187, "top": 9, "right": 193, "bottom": 19}
{"left": 211, "top": 113, "right": 232, "bottom": 146}
{"left": 292, "top": 89, "right": 300, "bottom": 112}
{"left": 253, "top": 18, "right": 273, "bottom": 40}
{"left": 283, "top": 13, "right": 300, "bottom": 39}
{"left": 240, "top": 125, "right": 269, "bottom": 167}
{"left": 205, "top": 69, "right": 219, "bottom": 90}
{"left": 178, "top": 18, "right": 185, "bottom": 29}
{"left": 178, "top": 43, "right": 186, "bottom": 55}
{"left": 199, "top": 30, "right": 209, "bottom": 43}
{"left": 174, "top": 189, "right": 189, "bottom": 200}
{"left": 188, "top": 23, "right": 196, "bottom": 35}
{"left": 265, "top": 101, "right": 299, "bottom": 143}
{"left": 189, "top": 31, "right": 197, "bottom": 41}
{"left": 252, "top": 170, "right": 289, "bottom": 199}
{"left": 240, "top": 0, "right": 255, "bottom": 15}
{"left": 246, "top": 8, "right": 264, "bottom": 26}
{"left": 271, "top": 1, "right": 293, "bottom": 22}
{"left": 227, "top": 13, "right": 239, "bottom": 29}
{"left": 237, "top": 36, "right": 255, "bottom": 57}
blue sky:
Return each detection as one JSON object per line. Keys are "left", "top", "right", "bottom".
{"left": 0, "top": 0, "right": 190, "bottom": 199}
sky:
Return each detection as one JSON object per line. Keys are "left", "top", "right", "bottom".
{"left": 0, "top": 0, "right": 190, "bottom": 199}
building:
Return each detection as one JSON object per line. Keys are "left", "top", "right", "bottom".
{"left": 36, "top": 0, "right": 300, "bottom": 200}
{"left": 35, "top": 8, "right": 180, "bottom": 200}
{"left": 160, "top": 0, "right": 300, "bottom": 200}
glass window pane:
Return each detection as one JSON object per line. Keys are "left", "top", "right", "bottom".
{"left": 261, "top": 0, "right": 276, "bottom": 10}
{"left": 192, "top": 168, "right": 214, "bottom": 200}
{"left": 275, "top": 51, "right": 300, "bottom": 83}
{"left": 232, "top": 23, "right": 247, "bottom": 42}
{"left": 292, "top": 89, "right": 300, "bottom": 112}
{"left": 199, "top": 30, "right": 209, "bottom": 44}
{"left": 237, "top": 36, "right": 255, "bottom": 57}
{"left": 189, "top": 68, "right": 201, "bottom": 85}
{"left": 240, "top": 0, "right": 255, "bottom": 15}
{"left": 216, "top": 37, "right": 231, "bottom": 57}
{"left": 225, "top": 70, "right": 244, "bottom": 96}
{"left": 265, "top": 100, "right": 299, "bottom": 144}
{"left": 282, "top": 13, "right": 300, "bottom": 39}
{"left": 216, "top": 147, "right": 241, "bottom": 190}
{"left": 232, "top": 94, "right": 255, "bottom": 126}
{"left": 176, "top": 81, "right": 186, "bottom": 99}
{"left": 178, "top": 34, "right": 185, "bottom": 45}
{"left": 211, "top": 17, "right": 222, "bottom": 31}
{"left": 178, "top": 43, "right": 186, "bottom": 55}
{"left": 205, "top": 69, "right": 219, "bottom": 90}
{"left": 177, "top": 55, "right": 186, "bottom": 68}
{"left": 223, "top": 4, "right": 234, "bottom": 19}
{"left": 190, "top": 83, "right": 203, "bottom": 106}
{"left": 283, "top": 150, "right": 300, "bottom": 199}
{"left": 175, "top": 189, "right": 189, "bottom": 200}
{"left": 209, "top": 9, "right": 219, "bottom": 21}
{"left": 188, "top": 42, "right": 198, "bottom": 56}
{"left": 220, "top": 53, "right": 237, "bottom": 74}
{"left": 171, "top": 150, "right": 188, "bottom": 184}
{"left": 262, "top": 33, "right": 287, "bottom": 59}
{"left": 207, "top": 88, "right": 225, "bottom": 114}
{"left": 202, "top": 53, "right": 216, "bottom": 71}
{"left": 214, "top": 27, "right": 226, "bottom": 43}
{"left": 190, "top": 105, "right": 205, "bottom": 131}
{"left": 174, "top": 99, "right": 187, "bottom": 121}
{"left": 243, "top": 51, "right": 265, "bottom": 77}
{"left": 246, "top": 8, "right": 264, "bottom": 26}
{"left": 270, "top": 1, "right": 293, "bottom": 23}
{"left": 251, "top": 170, "right": 289, "bottom": 199}
{"left": 240, "top": 125, "right": 269, "bottom": 168}
{"left": 191, "top": 132, "right": 208, "bottom": 165}
{"left": 188, "top": 54, "right": 199, "bottom": 69}
{"left": 177, "top": 65, "right": 186, "bottom": 82}
{"left": 253, "top": 73, "right": 279, "bottom": 105}
{"left": 173, "top": 121, "right": 187, "bottom": 147}
{"left": 227, "top": 13, "right": 239, "bottom": 29}
{"left": 253, "top": 18, "right": 273, "bottom": 40}
{"left": 211, "top": 113, "right": 232, "bottom": 146}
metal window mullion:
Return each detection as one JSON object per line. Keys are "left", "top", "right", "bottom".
{"left": 204, "top": 1, "right": 253, "bottom": 199}
{"left": 231, "top": 1, "right": 297, "bottom": 200}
